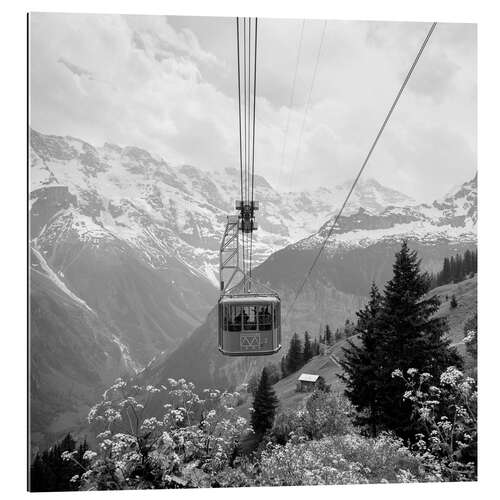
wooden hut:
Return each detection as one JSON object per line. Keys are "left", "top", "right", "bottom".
{"left": 296, "top": 373, "right": 325, "bottom": 392}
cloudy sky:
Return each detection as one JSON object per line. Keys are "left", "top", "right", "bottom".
{"left": 29, "top": 13, "right": 476, "bottom": 202}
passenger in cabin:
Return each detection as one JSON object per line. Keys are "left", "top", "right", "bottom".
{"left": 229, "top": 308, "right": 243, "bottom": 331}
{"left": 242, "top": 309, "right": 249, "bottom": 325}
{"left": 259, "top": 306, "right": 272, "bottom": 331}
{"left": 243, "top": 307, "right": 256, "bottom": 330}
{"left": 230, "top": 308, "right": 249, "bottom": 331}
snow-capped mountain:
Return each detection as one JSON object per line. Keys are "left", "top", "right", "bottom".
{"left": 29, "top": 127, "right": 476, "bottom": 369}
{"left": 142, "top": 175, "right": 477, "bottom": 394}
{"left": 259, "top": 173, "right": 477, "bottom": 301}
{"left": 30, "top": 129, "right": 416, "bottom": 287}
{"left": 301, "top": 173, "right": 477, "bottom": 253}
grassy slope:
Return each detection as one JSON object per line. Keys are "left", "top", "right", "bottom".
{"left": 238, "top": 276, "right": 477, "bottom": 419}
{"left": 430, "top": 276, "right": 477, "bottom": 348}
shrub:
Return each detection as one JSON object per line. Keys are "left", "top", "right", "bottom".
{"left": 393, "top": 366, "right": 477, "bottom": 481}
{"left": 463, "top": 314, "right": 477, "bottom": 362}
{"left": 65, "top": 378, "right": 250, "bottom": 489}
{"left": 258, "top": 433, "right": 441, "bottom": 486}
{"left": 272, "top": 391, "right": 353, "bottom": 444}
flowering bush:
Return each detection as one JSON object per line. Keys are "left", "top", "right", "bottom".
{"left": 272, "top": 390, "right": 353, "bottom": 444}
{"left": 64, "top": 378, "right": 250, "bottom": 489}
{"left": 392, "top": 366, "right": 477, "bottom": 481}
{"left": 59, "top": 372, "right": 475, "bottom": 489}
{"left": 258, "top": 433, "right": 441, "bottom": 486}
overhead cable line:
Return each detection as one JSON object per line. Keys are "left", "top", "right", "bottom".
{"left": 243, "top": 19, "right": 248, "bottom": 207}
{"left": 235, "top": 17, "right": 258, "bottom": 284}
{"left": 278, "top": 19, "right": 305, "bottom": 182}
{"left": 250, "top": 18, "right": 258, "bottom": 279}
{"left": 236, "top": 18, "right": 244, "bottom": 206}
{"left": 285, "top": 21, "right": 438, "bottom": 321}
{"left": 251, "top": 18, "right": 258, "bottom": 206}
{"left": 288, "top": 20, "right": 328, "bottom": 191}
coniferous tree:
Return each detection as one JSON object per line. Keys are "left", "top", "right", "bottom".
{"left": 441, "top": 257, "right": 451, "bottom": 285}
{"left": 464, "top": 249, "right": 473, "bottom": 275}
{"left": 435, "top": 249, "right": 477, "bottom": 287}
{"left": 286, "top": 332, "right": 303, "bottom": 374}
{"left": 280, "top": 355, "right": 288, "bottom": 378}
{"left": 251, "top": 367, "right": 279, "bottom": 436}
{"left": 313, "top": 337, "right": 320, "bottom": 355}
{"left": 340, "top": 281, "right": 384, "bottom": 435}
{"left": 303, "top": 331, "right": 313, "bottom": 363}
{"left": 456, "top": 254, "right": 464, "bottom": 280}
{"left": 341, "top": 241, "right": 462, "bottom": 439}
{"left": 378, "top": 241, "right": 461, "bottom": 436}
{"left": 450, "top": 294, "right": 458, "bottom": 308}
{"left": 30, "top": 433, "right": 89, "bottom": 492}
{"left": 344, "top": 319, "right": 355, "bottom": 338}
{"left": 324, "top": 325, "right": 333, "bottom": 345}
{"left": 335, "top": 328, "right": 342, "bottom": 342}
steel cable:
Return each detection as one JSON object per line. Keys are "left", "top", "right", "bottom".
{"left": 288, "top": 20, "right": 328, "bottom": 191}
{"left": 285, "top": 22, "right": 438, "bottom": 321}
{"left": 278, "top": 19, "right": 306, "bottom": 183}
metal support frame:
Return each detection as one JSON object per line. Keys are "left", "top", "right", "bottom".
{"left": 220, "top": 200, "right": 271, "bottom": 296}
{"left": 219, "top": 215, "right": 242, "bottom": 294}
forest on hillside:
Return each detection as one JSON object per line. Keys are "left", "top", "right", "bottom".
{"left": 30, "top": 242, "right": 477, "bottom": 490}
{"left": 431, "top": 249, "right": 477, "bottom": 287}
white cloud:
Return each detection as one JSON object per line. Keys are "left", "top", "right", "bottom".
{"left": 29, "top": 14, "right": 476, "bottom": 202}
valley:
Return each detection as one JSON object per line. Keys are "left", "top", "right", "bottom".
{"left": 29, "top": 128, "right": 477, "bottom": 451}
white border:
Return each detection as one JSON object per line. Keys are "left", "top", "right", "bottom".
{"left": 2, "top": 1, "right": 498, "bottom": 499}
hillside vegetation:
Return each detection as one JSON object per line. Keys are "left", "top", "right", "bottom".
{"left": 248, "top": 275, "right": 477, "bottom": 415}
{"left": 31, "top": 243, "right": 477, "bottom": 490}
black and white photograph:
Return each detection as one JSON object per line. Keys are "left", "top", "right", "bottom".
{"left": 16, "top": 1, "right": 497, "bottom": 496}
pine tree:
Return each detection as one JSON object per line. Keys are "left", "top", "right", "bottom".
{"left": 450, "top": 294, "right": 458, "bottom": 308}
{"left": 30, "top": 433, "right": 88, "bottom": 492}
{"left": 341, "top": 241, "right": 462, "bottom": 439}
{"left": 464, "top": 249, "right": 472, "bottom": 276}
{"left": 324, "top": 324, "right": 333, "bottom": 345}
{"left": 340, "top": 281, "right": 384, "bottom": 435}
{"left": 303, "top": 331, "right": 313, "bottom": 363}
{"left": 313, "top": 337, "right": 320, "bottom": 355}
{"left": 441, "top": 257, "right": 451, "bottom": 285}
{"left": 378, "top": 241, "right": 461, "bottom": 437}
{"left": 286, "top": 332, "right": 303, "bottom": 374}
{"left": 435, "top": 249, "right": 477, "bottom": 287}
{"left": 280, "top": 355, "right": 288, "bottom": 378}
{"left": 335, "top": 328, "right": 342, "bottom": 342}
{"left": 251, "top": 367, "right": 279, "bottom": 436}
{"left": 344, "top": 319, "right": 354, "bottom": 338}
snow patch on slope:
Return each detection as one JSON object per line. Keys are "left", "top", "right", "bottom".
{"left": 31, "top": 246, "right": 94, "bottom": 312}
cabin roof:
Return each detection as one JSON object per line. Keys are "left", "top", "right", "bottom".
{"left": 298, "top": 373, "right": 320, "bottom": 382}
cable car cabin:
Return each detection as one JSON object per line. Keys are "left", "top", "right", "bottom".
{"left": 218, "top": 295, "right": 281, "bottom": 356}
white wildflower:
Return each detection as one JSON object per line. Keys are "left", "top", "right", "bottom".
{"left": 83, "top": 450, "right": 97, "bottom": 461}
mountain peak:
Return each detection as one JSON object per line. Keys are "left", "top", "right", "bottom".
{"left": 443, "top": 174, "right": 477, "bottom": 201}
